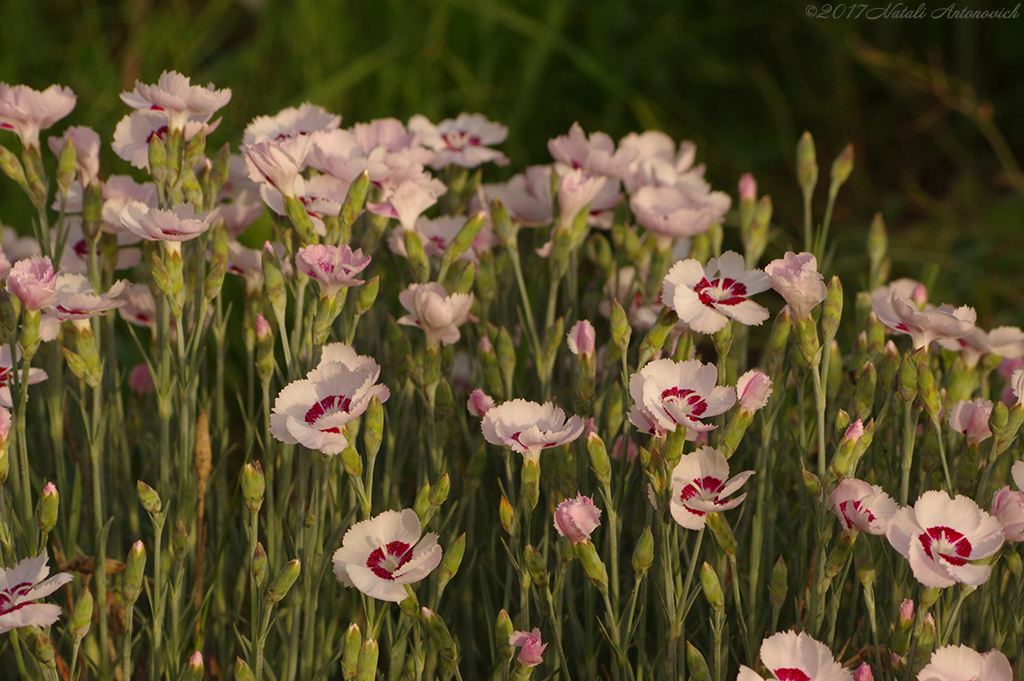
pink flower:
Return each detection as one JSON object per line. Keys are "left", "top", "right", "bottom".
{"left": 662, "top": 251, "right": 770, "bottom": 334}
{"left": 295, "top": 244, "right": 370, "bottom": 300}
{"left": 482, "top": 165, "right": 554, "bottom": 225}
{"left": 566, "top": 320, "right": 596, "bottom": 358}
{"left": 48, "top": 126, "right": 100, "bottom": 187}
{"left": 255, "top": 314, "right": 272, "bottom": 340}
{"left": 112, "top": 110, "right": 220, "bottom": 170}
{"left": 118, "top": 283, "right": 157, "bottom": 329}
{"left": 0, "top": 550, "right": 74, "bottom": 634}
{"left": 871, "top": 281, "right": 975, "bottom": 351}
{"left": 556, "top": 168, "right": 607, "bottom": 229}
{"left": 6, "top": 255, "right": 57, "bottom": 310}
{"left": 270, "top": 343, "right": 390, "bottom": 455}
{"left": 0, "top": 347, "right": 48, "bottom": 407}
{"left": 828, "top": 478, "right": 897, "bottom": 535}
{"left": 1010, "top": 368, "right": 1024, "bottom": 406}
{"left": 117, "top": 202, "right": 213, "bottom": 248}
{"left": 0, "top": 83, "right": 76, "bottom": 149}
{"left": 367, "top": 173, "right": 447, "bottom": 231}
{"left": 408, "top": 113, "right": 509, "bottom": 169}
{"left": 739, "top": 173, "right": 757, "bottom": 202}
{"left": 918, "top": 645, "right": 1012, "bottom": 681}
{"left": 619, "top": 130, "right": 699, "bottom": 192}
{"left": 629, "top": 179, "right": 731, "bottom": 248}
{"left": 243, "top": 135, "right": 314, "bottom": 198}
{"left": 548, "top": 122, "right": 637, "bottom": 179}
{"left": 466, "top": 389, "right": 495, "bottom": 417}
{"left": 553, "top": 494, "right": 602, "bottom": 544}
{"left": 397, "top": 283, "right": 475, "bottom": 348}
{"left": 129, "top": 364, "right": 154, "bottom": 394}
{"left": 990, "top": 486, "right": 1024, "bottom": 542}
{"left": 387, "top": 215, "right": 494, "bottom": 263}
{"left": 508, "top": 628, "right": 547, "bottom": 668}
{"left": 482, "top": 399, "right": 585, "bottom": 463}
{"left": 47, "top": 274, "right": 126, "bottom": 321}
{"left": 886, "top": 490, "right": 1004, "bottom": 587}
{"left": 243, "top": 102, "right": 341, "bottom": 144}
{"left": 120, "top": 70, "right": 231, "bottom": 132}
{"left": 611, "top": 435, "right": 638, "bottom": 462}
{"left": 669, "top": 446, "right": 753, "bottom": 530}
{"left": 736, "top": 369, "right": 772, "bottom": 413}
{"left": 947, "top": 398, "right": 993, "bottom": 445}
{"left": 764, "top": 252, "right": 828, "bottom": 320}
{"left": 737, "top": 630, "right": 851, "bottom": 681}
{"left": 628, "top": 358, "right": 736, "bottom": 437}
{"left": 332, "top": 509, "right": 442, "bottom": 602}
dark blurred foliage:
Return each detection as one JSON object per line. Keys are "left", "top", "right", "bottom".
{"left": 2, "top": 0, "right": 1023, "bottom": 321}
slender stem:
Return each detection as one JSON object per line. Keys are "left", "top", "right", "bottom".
{"left": 930, "top": 415, "right": 954, "bottom": 495}
{"left": 900, "top": 404, "right": 919, "bottom": 506}
{"left": 123, "top": 603, "right": 135, "bottom": 681}
{"left": 810, "top": 361, "right": 827, "bottom": 483}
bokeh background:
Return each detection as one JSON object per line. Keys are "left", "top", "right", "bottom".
{"left": 2, "top": 0, "right": 1023, "bottom": 321}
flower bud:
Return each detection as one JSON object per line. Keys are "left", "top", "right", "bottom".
{"left": 574, "top": 540, "right": 609, "bottom": 595}
{"left": 467, "top": 389, "right": 496, "bottom": 417}
{"left": 686, "top": 642, "right": 713, "bottom": 681}
{"left": 639, "top": 307, "right": 679, "bottom": 366}
{"left": 802, "top": 469, "right": 822, "bottom": 498}
{"left": 429, "top": 473, "right": 450, "bottom": 508}
{"left": 632, "top": 526, "right": 654, "bottom": 577}
{"left": 764, "top": 306, "right": 791, "bottom": 378}
{"left": 587, "top": 433, "right": 612, "bottom": 485}
{"left": 700, "top": 562, "right": 724, "bottom": 612}
{"left": 343, "top": 623, "right": 362, "bottom": 681}
{"left": 253, "top": 542, "right": 268, "bottom": 589}
{"left": 123, "top": 540, "right": 147, "bottom": 605}
{"left": 172, "top": 520, "right": 189, "bottom": 558}
{"left": 796, "top": 131, "right": 818, "bottom": 198}
{"left": 523, "top": 545, "right": 549, "bottom": 588}
{"left": 917, "top": 361, "right": 941, "bottom": 417}
{"left": 364, "top": 395, "right": 384, "bottom": 458}
{"left": 898, "top": 353, "right": 918, "bottom": 404}
{"left": 262, "top": 242, "right": 287, "bottom": 326}
{"left": 438, "top": 533, "right": 465, "bottom": 594}
{"left": 611, "top": 299, "right": 631, "bottom": 354}
{"left": 495, "top": 609, "right": 515, "bottom": 663}
{"left": 854, "top": 662, "right": 873, "bottom": 681}
{"left": 821, "top": 275, "right": 843, "bottom": 342}
{"left": 746, "top": 195, "right": 772, "bottom": 267}
{"left": 796, "top": 316, "right": 821, "bottom": 366}
{"left": 241, "top": 462, "right": 265, "bottom": 515}
{"left": 499, "top": 496, "right": 519, "bottom": 537}
{"left": 414, "top": 480, "right": 432, "bottom": 521}
{"left": 769, "top": 555, "right": 788, "bottom": 612}
{"left": 830, "top": 143, "right": 854, "bottom": 190}
{"left": 205, "top": 221, "right": 229, "bottom": 301}
{"left": 356, "top": 639, "right": 379, "bottom": 681}
{"left": 707, "top": 512, "right": 737, "bottom": 558}
{"left": 184, "top": 651, "right": 204, "bottom": 681}
{"left": 37, "top": 482, "right": 59, "bottom": 533}
{"left": 554, "top": 494, "right": 602, "bottom": 545}
{"left": 854, "top": 361, "right": 877, "bottom": 421}
{"left": 32, "top": 634, "right": 56, "bottom": 670}
{"left": 520, "top": 460, "right": 540, "bottom": 514}
{"left": 266, "top": 559, "right": 301, "bottom": 604}
{"left": 234, "top": 657, "right": 256, "bottom": 681}
{"left": 71, "top": 586, "right": 94, "bottom": 640}
{"left": 0, "top": 144, "right": 31, "bottom": 197}
{"left": 341, "top": 446, "right": 362, "bottom": 478}
{"left": 867, "top": 213, "right": 888, "bottom": 288}
{"left": 55, "top": 136, "right": 76, "bottom": 196}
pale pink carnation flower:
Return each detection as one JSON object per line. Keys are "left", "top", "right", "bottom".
{"left": 482, "top": 399, "right": 585, "bottom": 463}
{"left": 566, "top": 320, "right": 596, "bottom": 358}
{"left": 736, "top": 369, "right": 772, "bottom": 413}
{"left": 117, "top": 202, "right": 213, "bottom": 249}
{"left": 628, "top": 358, "right": 736, "bottom": 437}
{"left": 259, "top": 173, "right": 350, "bottom": 237}
{"left": 738, "top": 630, "right": 852, "bottom": 681}
{"left": 270, "top": 343, "right": 390, "bottom": 455}
{"left": 0, "top": 550, "right": 73, "bottom": 634}
{"left": 397, "top": 283, "right": 475, "bottom": 348}
{"left": 367, "top": 173, "right": 447, "bottom": 231}
{"left": 466, "top": 389, "right": 495, "bottom": 417}
{"left": 548, "top": 122, "right": 637, "bottom": 179}
{"left": 553, "top": 494, "right": 602, "bottom": 544}
{"left": 243, "top": 135, "right": 314, "bottom": 198}
{"left": 669, "top": 446, "right": 753, "bottom": 530}
{"left": 112, "top": 110, "right": 220, "bottom": 170}
{"left": 764, "top": 252, "right": 828, "bottom": 320}
{"left": 947, "top": 398, "right": 993, "bottom": 445}
{"left": 509, "top": 628, "right": 547, "bottom": 668}
{"left": 47, "top": 274, "right": 127, "bottom": 321}
{"left": 619, "top": 130, "right": 698, "bottom": 192}
{"left": 886, "top": 490, "right": 1004, "bottom": 587}
{"left": 0, "top": 83, "right": 76, "bottom": 149}
{"left": 629, "top": 177, "right": 731, "bottom": 249}
{"left": 409, "top": 113, "right": 509, "bottom": 169}
{"left": 243, "top": 102, "right": 341, "bottom": 144}
{"left": 662, "top": 251, "right": 770, "bottom": 335}
{"left": 120, "top": 70, "right": 231, "bottom": 132}
{"left": 332, "top": 508, "right": 442, "bottom": 603}
{"left": 990, "top": 486, "right": 1024, "bottom": 542}
{"left": 100, "top": 175, "right": 159, "bottom": 236}
{"left": 48, "top": 125, "right": 101, "bottom": 186}
{"left": 482, "top": 165, "right": 554, "bottom": 225}
{"left": 118, "top": 283, "right": 157, "bottom": 329}
{"left": 871, "top": 280, "right": 975, "bottom": 350}
{"left": 6, "top": 255, "right": 57, "bottom": 310}
{"left": 918, "top": 644, "right": 1012, "bottom": 681}
{"left": 828, "top": 478, "right": 897, "bottom": 535}
{"left": 388, "top": 215, "right": 495, "bottom": 263}
{"left": 295, "top": 244, "right": 370, "bottom": 300}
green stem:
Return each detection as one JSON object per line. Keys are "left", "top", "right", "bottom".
{"left": 900, "top": 404, "right": 919, "bottom": 506}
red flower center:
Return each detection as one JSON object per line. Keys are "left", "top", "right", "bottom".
{"left": 304, "top": 394, "right": 353, "bottom": 434}
{"left": 0, "top": 581, "right": 34, "bottom": 616}
{"left": 366, "top": 541, "right": 413, "bottom": 580}
{"left": 661, "top": 386, "right": 708, "bottom": 419}
{"left": 695, "top": 277, "right": 747, "bottom": 307}
{"left": 679, "top": 476, "right": 725, "bottom": 517}
{"left": 775, "top": 669, "right": 811, "bottom": 681}
{"left": 919, "top": 526, "right": 972, "bottom": 566}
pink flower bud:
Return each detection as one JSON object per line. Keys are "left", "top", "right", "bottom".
{"left": 736, "top": 369, "right": 772, "bottom": 412}
{"left": 466, "top": 389, "right": 495, "bottom": 418}
{"left": 42, "top": 481, "right": 57, "bottom": 497}
{"left": 553, "top": 494, "right": 602, "bottom": 545}
{"left": 611, "top": 435, "right": 638, "bottom": 462}
{"left": 911, "top": 283, "right": 928, "bottom": 308}
{"left": 129, "top": 364, "right": 154, "bottom": 394}
{"left": 948, "top": 398, "right": 993, "bottom": 445}
{"left": 899, "top": 599, "right": 914, "bottom": 625}
{"left": 479, "top": 336, "right": 494, "bottom": 354}
{"left": 739, "top": 173, "right": 757, "bottom": 202}
{"left": 583, "top": 417, "right": 597, "bottom": 439}
{"left": 189, "top": 651, "right": 204, "bottom": 670}
{"left": 844, "top": 419, "right": 864, "bottom": 444}
{"left": 508, "top": 628, "right": 547, "bottom": 668}
{"left": 854, "top": 663, "right": 873, "bottom": 681}
{"left": 256, "top": 313, "right": 272, "bottom": 340}
{"left": 992, "top": 486, "right": 1024, "bottom": 542}
{"left": 566, "top": 320, "right": 596, "bottom": 358}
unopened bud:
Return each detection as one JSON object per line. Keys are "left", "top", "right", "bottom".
{"left": 266, "top": 559, "right": 301, "bottom": 604}
{"left": 32, "top": 634, "right": 56, "bottom": 669}
{"left": 184, "top": 651, "right": 204, "bottom": 681}
{"left": 706, "top": 512, "right": 737, "bottom": 558}
{"left": 917, "top": 362, "right": 941, "bottom": 417}
{"left": 343, "top": 623, "right": 362, "bottom": 681}
{"left": 523, "top": 545, "right": 549, "bottom": 588}
{"left": 356, "top": 639, "right": 379, "bottom": 681}
{"left": 587, "top": 433, "right": 611, "bottom": 485}
{"left": 364, "top": 395, "right": 384, "bottom": 458}
{"left": 821, "top": 276, "right": 843, "bottom": 341}
{"left": 797, "top": 131, "right": 818, "bottom": 198}
{"left": 234, "top": 658, "right": 256, "bottom": 681}
{"left": 686, "top": 642, "right": 712, "bottom": 681}
{"left": 438, "top": 533, "right": 466, "bottom": 594}
{"left": 172, "top": 520, "right": 189, "bottom": 558}
{"left": 137, "top": 480, "right": 162, "bottom": 514}
{"left": 574, "top": 540, "right": 609, "bottom": 595}
{"left": 241, "top": 462, "right": 265, "bottom": 514}
{"left": 499, "top": 496, "right": 519, "bottom": 537}
{"left": 898, "top": 354, "right": 918, "bottom": 404}
{"left": 854, "top": 662, "right": 873, "bottom": 681}
{"left": 769, "top": 555, "right": 788, "bottom": 611}
{"left": 700, "top": 562, "right": 724, "bottom": 612}
{"left": 611, "top": 299, "right": 631, "bottom": 353}
{"left": 37, "top": 482, "right": 59, "bottom": 533}
{"left": 830, "top": 143, "right": 854, "bottom": 190}
{"left": 429, "top": 473, "right": 450, "bottom": 507}
{"left": 341, "top": 446, "right": 362, "bottom": 478}
{"left": 632, "top": 526, "right": 654, "bottom": 577}
{"left": 71, "top": 587, "right": 94, "bottom": 639}
{"left": 123, "top": 540, "right": 147, "bottom": 605}
{"left": 803, "top": 469, "right": 822, "bottom": 497}
{"left": 496, "top": 609, "right": 515, "bottom": 663}
{"left": 253, "top": 542, "right": 268, "bottom": 589}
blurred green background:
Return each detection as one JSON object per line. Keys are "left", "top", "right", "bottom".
{"left": 2, "top": 0, "right": 1023, "bottom": 323}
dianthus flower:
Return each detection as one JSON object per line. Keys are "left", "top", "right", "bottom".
{"left": 662, "top": 251, "right": 770, "bottom": 334}
{"left": 871, "top": 280, "right": 975, "bottom": 351}
{"left": 47, "top": 274, "right": 127, "bottom": 321}
{"left": 243, "top": 102, "right": 341, "bottom": 144}
{"left": 482, "top": 399, "right": 585, "bottom": 463}
{"left": 295, "top": 244, "right": 370, "bottom": 300}
{"left": 947, "top": 398, "right": 993, "bottom": 445}
{"left": 0, "top": 83, "right": 76, "bottom": 149}
{"left": 669, "top": 446, "right": 753, "bottom": 530}
{"left": 627, "top": 358, "right": 736, "bottom": 437}
{"left": 508, "top": 629, "right": 547, "bottom": 668}
{"left": 630, "top": 177, "right": 731, "bottom": 248}
{"left": 409, "top": 113, "right": 509, "bottom": 169}
{"left": 120, "top": 70, "right": 231, "bottom": 133}
{"left": 117, "top": 202, "right": 214, "bottom": 251}
{"left": 737, "top": 630, "right": 852, "bottom": 681}
{"left": 554, "top": 494, "right": 602, "bottom": 544}
{"left": 0, "top": 550, "right": 73, "bottom": 634}
{"left": 828, "top": 478, "right": 897, "bottom": 535}
{"left": 918, "top": 644, "right": 1011, "bottom": 681}
{"left": 765, "top": 252, "right": 828, "bottom": 320}
{"left": 6, "top": 255, "right": 57, "bottom": 311}
{"left": 48, "top": 126, "right": 100, "bottom": 187}
{"left": 991, "top": 486, "right": 1024, "bottom": 542}
{"left": 397, "top": 282, "right": 475, "bottom": 348}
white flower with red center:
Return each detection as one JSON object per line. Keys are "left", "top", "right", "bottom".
{"left": 243, "top": 102, "right": 341, "bottom": 144}
{"left": 0, "top": 550, "right": 73, "bottom": 634}
{"left": 270, "top": 343, "right": 390, "bottom": 455}
{"left": 0, "top": 83, "right": 76, "bottom": 149}
{"left": 990, "top": 486, "right": 1024, "bottom": 542}
{"left": 669, "top": 446, "right": 753, "bottom": 530}
{"left": 737, "top": 630, "right": 852, "bottom": 681}
{"left": 117, "top": 202, "right": 214, "bottom": 251}
{"left": 548, "top": 122, "right": 637, "bottom": 179}
{"left": 947, "top": 398, "right": 993, "bottom": 445}
{"left": 629, "top": 177, "right": 731, "bottom": 249}
{"left": 886, "top": 490, "right": 1004, "bottom": 587}
{"left": 112, "top": 109, "right": 220, "bottom": 170}
{"left": 332, "top": 508, "right": 442, "bottom": 603}
{"left": 397, "top": 282, "right": 475, "bottom": 348}
{"left": 47, "top": 274, "right": 127, "bottom": 321}
{"left": 6, "top": 255, "right": 57, "bottom": 311}
{"left": 120, "top": 70, "right": 231, "bottom": 133}
{"left": 295, "top": 244, "right": 370, "bottom": 300}
{"left": 765, "top": 252, "right": 828, "bottom": 320}
{"left": 627, "top": 358, "right": 736, "bottom": 438}
{"left": 553, "top": 494, "right": 602, "bottom": 544}
{"left": 663, "top": 251, "right": 770, "bottom": 335}
{"left": 827, "top": 478, "right": 897, "bottom": 536}
{"left": 918, "top": 644, "right": 1012, "bottom": 681}
{"left": 482, "top": 399, "right": 585, "bottom": 463}
{"left": 870, "top": 280, "right": 975, "bottom": 351}
{"left": 409, "top": 113, "right": 509, "bottom": 169}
